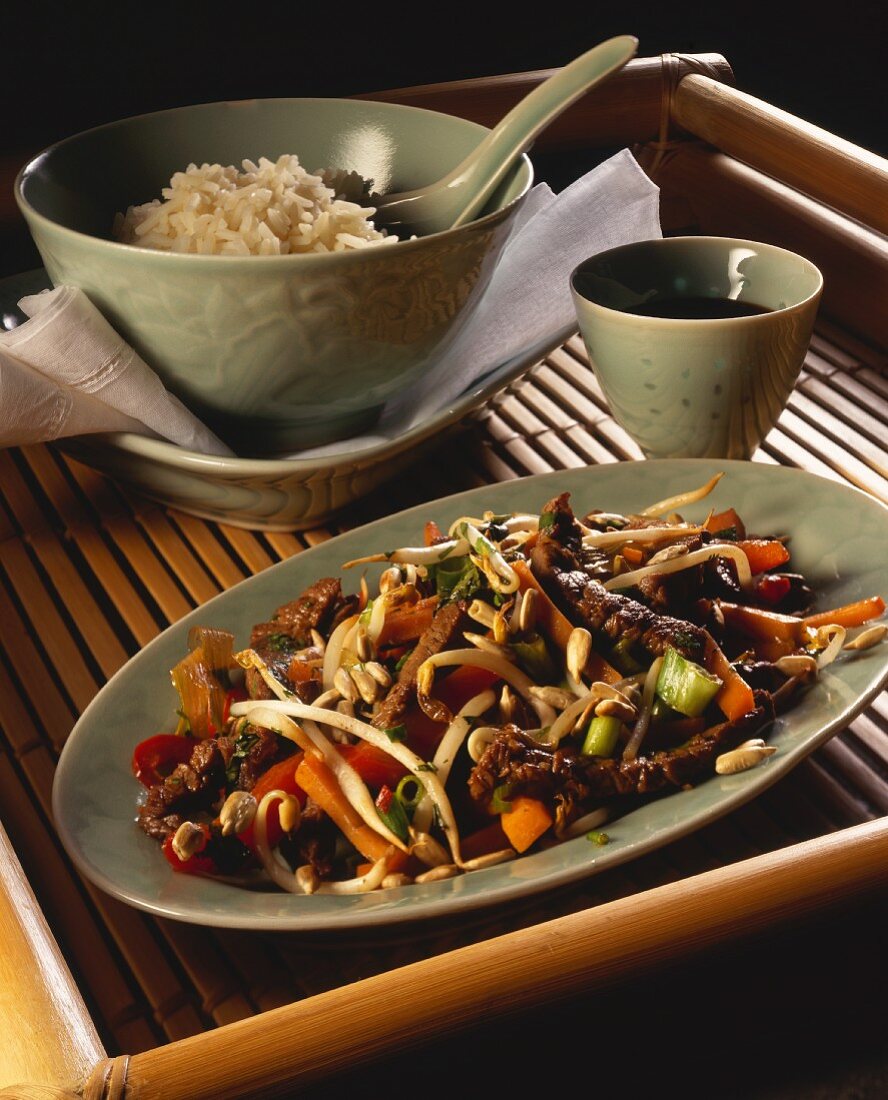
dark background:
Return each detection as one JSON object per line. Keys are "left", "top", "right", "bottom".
{"left": 2, "top": 1, "right": 884, "bottom": 277}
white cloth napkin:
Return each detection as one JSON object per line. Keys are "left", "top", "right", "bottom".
{"left": 0, "top": 286, "right": 233, "bottom": 455}
{"left": 299, "top": 148, "right": 662, "bottom": 457}
{"left": 0, "top": 149, "right": 659, "bottom": 459}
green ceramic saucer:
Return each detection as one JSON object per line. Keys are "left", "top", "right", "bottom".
{"left": 52, "top": 460, "right": 888, "bottom": 931}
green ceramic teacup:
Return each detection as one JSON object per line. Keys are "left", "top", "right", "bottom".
{"left": 570, "top": 237, "right": 823, "bottom": 459}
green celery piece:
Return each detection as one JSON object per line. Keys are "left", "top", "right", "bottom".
{"left": 512, "top": 635, "right": 558, "bottom": 682}
{"left": 650, "top": 697, "right": 677, "bottom": 722}
{"left": 655, "top": 646, "right": 722, "bottom": 718}
{"left": 581, "top": 715, "right": 622, "bottom": 758}
{"left": 610, "top": 636, "right": 643, "bottom": 674}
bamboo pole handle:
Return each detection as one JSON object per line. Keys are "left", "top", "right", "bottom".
{"left": 649, "top": 143, "right": 888, "bottom": 349}
{"left": 118, "top": 816, "right": 888, "bottom": 1100}
{"left": 357, "top": 54, "right": 734, "bottom": 150}
{"left": 0, "top": 821, "right": 106, "bottom": 1093}
{"left": 671, "top": 74, "right": 888, "bottom": 235}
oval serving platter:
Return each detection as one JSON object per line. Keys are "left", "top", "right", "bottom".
{"left": 53, "top": 460, "right": 888, "bottom": 930}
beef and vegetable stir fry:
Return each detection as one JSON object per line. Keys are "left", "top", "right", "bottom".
{"left": 133, "top": 475, "right": 886, "bottom": 894}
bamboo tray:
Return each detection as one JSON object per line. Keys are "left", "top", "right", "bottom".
{"left": 1, "top": 55, "right": 887, "bottom": 1099}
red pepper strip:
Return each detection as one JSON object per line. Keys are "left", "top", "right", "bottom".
{"left": 402, "top": 665, "right": 502, "bottom": 759}
{"left": 222, "top": 686, "right": 248, "bottom": 723}
{"left": 240, "top": 753, "right": 305, "bottom": 853}
{"left": 755, "top": 575, "right": 792, "bottom": 605}
{"left": 132, "top": 733, "right": 195, "bottom": 788}
{"left": 461, "top": 819, "right": 511, "bottom": 861}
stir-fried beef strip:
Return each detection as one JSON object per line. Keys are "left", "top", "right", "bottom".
{"left": 247, "top": 577, "right": 356, "bottom": 700}
{"left": 532, "top": 493, "right": 708, "bottom": 663}
{"left": 232, "top": 726, "right": 298, "bottom": 792}
{"left": 279, "top": 803, "right": 336, "bottom": 879}
{"left": 138, "top": 736, "right": 234, "bottom": 841}
{"left": 372, "top": 601, "right": 470, "bottom": 730}
{"left": 469, "top": 692, "right": 774, "bottom": 819}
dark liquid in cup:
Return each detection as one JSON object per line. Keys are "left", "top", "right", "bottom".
{"left": 625, "top": 297, "right": 772, "bottom": 319}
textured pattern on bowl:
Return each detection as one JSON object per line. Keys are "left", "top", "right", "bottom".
{"left": 16, "top": 99, "right": 532, "bottom": 453}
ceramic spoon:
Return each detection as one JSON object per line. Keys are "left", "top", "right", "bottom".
{"left": 373, "top": 35, "right": 638, "bottom": 236}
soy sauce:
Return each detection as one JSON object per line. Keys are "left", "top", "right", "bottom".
{"left": 625, "top": 297, "right": 772, "bottom": 319}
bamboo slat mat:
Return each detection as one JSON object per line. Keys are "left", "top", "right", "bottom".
{"left": 0, "top": 327, "right": 885, "bottom": 1059}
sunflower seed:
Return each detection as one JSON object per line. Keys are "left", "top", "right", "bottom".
{"left": 844, "top": 624, "right": 887, "bottom": 651}
{"left": 414, "top": 863, "right": 460, "bottom": 884}
{"left": 518, "top": 588, "right": 538, "bottom": 633}
{"left": 715, "top": 742, "right": 777, "bottom": 774}
{"left": 567, "top": 627, "right": 592, "bottom": 681}
{"left": 171, "top": 821, "right": 206, "bottom": 862}
{"left": 219, "top": 791, "right": 257, "bottom": 837}
{"left": 334, "top": 666, "right": 359, "bottom": 702}
{"left": 277, "top": 795, "right": 302, "bottom": 834}
{"left": 296, "top": 865, "right": 320, "bottom": 894}
{"left": 350, "top": 666, "right": 379, "bottom": 705}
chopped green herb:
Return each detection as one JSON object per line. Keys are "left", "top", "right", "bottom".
{"left": 713, "top": 525, "right": 739, "bottom": 541}
{"left": 434, "top": 555, "right": 483, "bottom": 604}
{"left": 225, "top": 725, "right": 260, "bottom": 786}
{"left": 671, "top": 629, "right": 705, "bottom": 659}
{"left": 264, "top": 632, "right": 293, "bottom": 653}
{"left": 586, "top": 830, "right": 610, "bottom": 846}
{"left": 382, "top": 724, "right": 407, "bottom": 743}
{"left": 539, "top": 511, "right": 556, "bottom": 532}
{"left": 417, "top": 762, "right": 438, "bottom": 773}
{"left": 395, "top": 649, "right": 414, "bottom": 672}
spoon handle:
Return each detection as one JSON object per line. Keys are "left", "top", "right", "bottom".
{"left": 449, "top": 35, "right": 638, "bottom": 228}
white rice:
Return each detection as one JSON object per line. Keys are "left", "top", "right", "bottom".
{"left": 113, "top": 155, "right": 398, "bottom": 256}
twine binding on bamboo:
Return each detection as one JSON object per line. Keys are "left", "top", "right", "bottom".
{"left": 641, "top": 52, "right": 723, "bottom": 177}
{"left": 79, "top": 1056, "right": 129, "bottom": 1100}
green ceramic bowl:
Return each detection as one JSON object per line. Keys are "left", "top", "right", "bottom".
{"left": 15, "top": 99, "right": 533, "bottom": 454}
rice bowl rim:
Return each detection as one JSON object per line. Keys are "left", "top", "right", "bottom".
{"left": 15, "top": 96, "right": 535, "bottom": 266}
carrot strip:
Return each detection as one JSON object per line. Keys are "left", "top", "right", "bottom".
{"left": 704, "top": 634, "right": 756, "bottom": 721}
{"left": 803, "top": 596, "right": 886, "bottom": 630}
{"left": 705, "top": 507, "right": 746, "bottom": 538}
{"left": 500, "top": 796, "right": 553, "bottom": 853}
{"left": 736, "top": 539, "right": 790, "bottom": 574}
{"left": 376, "top": 596, "right": 439, "bottom": 647}
{"left": 424, "top": 520, "right": 446, "bottom": 546}
{"left": 295, "top": 755, "right": 402, "bottom": 866}
{"left": 513, "top": 560, "right": 621, "bottom": 684}
{"left": 621, "top": 545, "right": 644, "bottom": 566}
{"left": 719, "top": 602, "right": 805, "bottom": 644}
